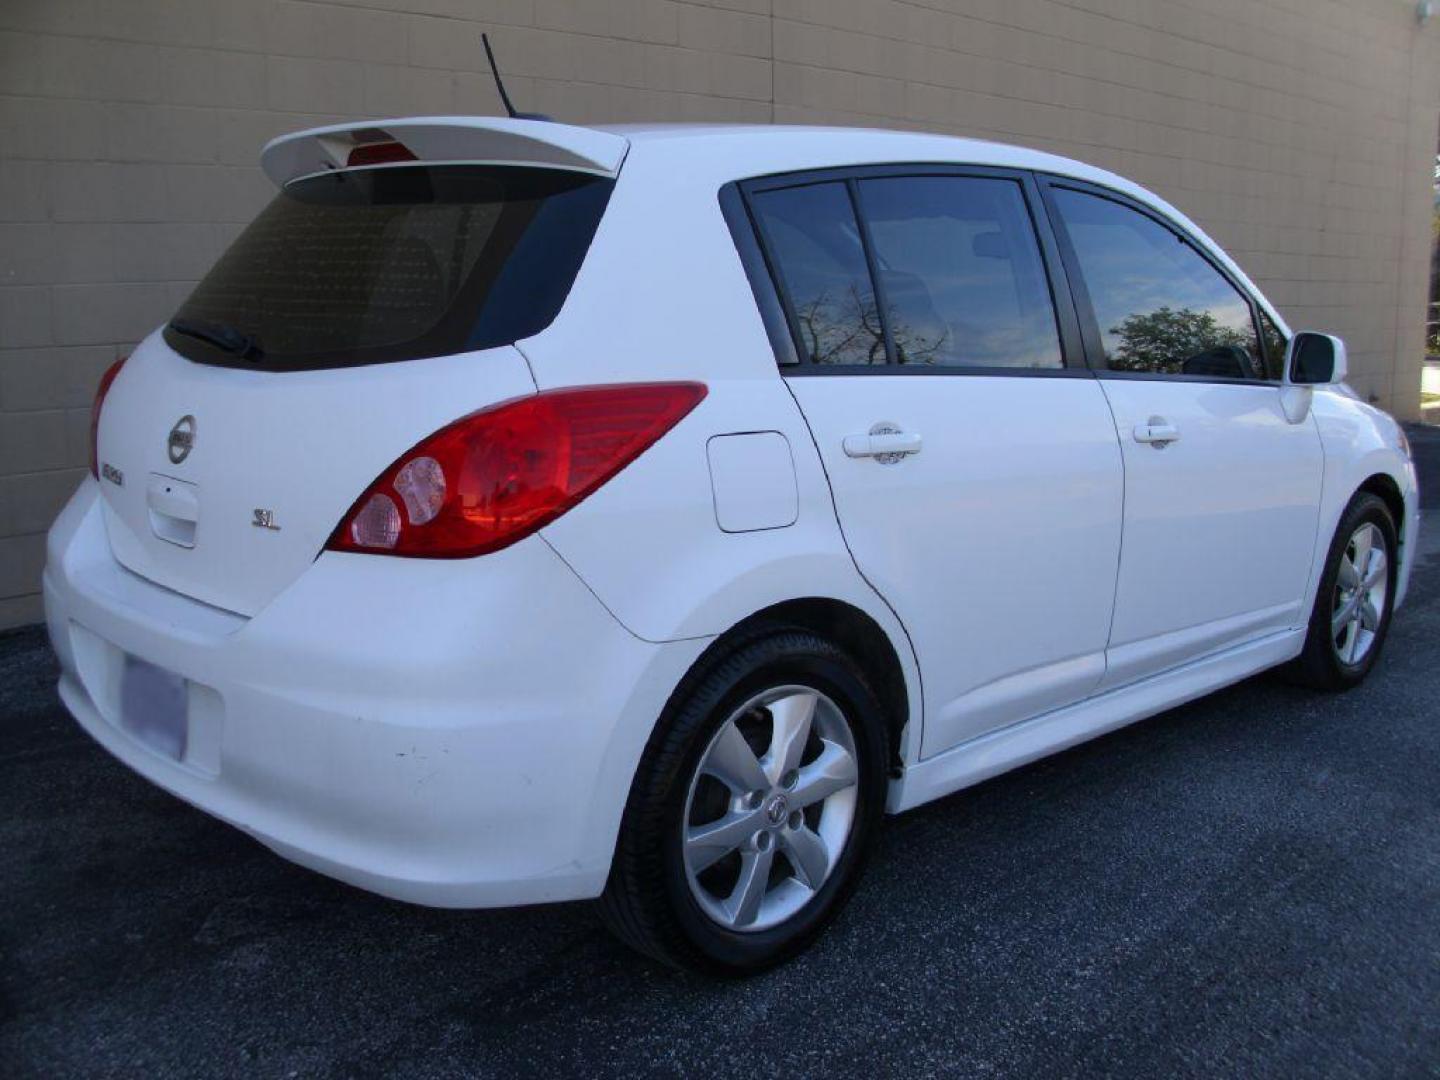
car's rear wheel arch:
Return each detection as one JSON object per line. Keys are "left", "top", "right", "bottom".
{"left": 687, "top": 598, "right": 911, "bottom": 774}
{"left": 602, "top": 606, "right": 897, "bottom": 971}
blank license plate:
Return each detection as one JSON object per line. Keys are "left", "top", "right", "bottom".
{"left": 120, "top": 656, "right": 188, "bottom": 761}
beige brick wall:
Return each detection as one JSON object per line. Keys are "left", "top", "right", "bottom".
{"left": 1, "top": 0, "right": 1437, "bottom": 628}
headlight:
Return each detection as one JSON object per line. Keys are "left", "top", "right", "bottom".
{"left": 1396, "top": 426, "right": 1412, "bottom": 461}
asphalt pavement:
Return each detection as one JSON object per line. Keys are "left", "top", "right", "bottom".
{"left": 3, "top": 428, "right": 1440, "bottom": 1079}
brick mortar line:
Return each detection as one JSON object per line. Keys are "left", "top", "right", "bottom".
{"left": 2, "top": 81, "right": 1411, "bottom": 160}
{"left": 898, "top": 0, "right": 1419, "bottom": 73}
{"left": 3, "top": 4, "right": 1423, "bottom": 106}
{"left": 1386, "top": 38, "right": 1425, "bottom": 405}
{"left": 0, "top": 36, "right": 1416, "bottom": 155}
{"left": 766, "top": 31, "right": 1413, "bottom": 141}
{"left": 0, "top": 14, "right": 1411, "bottom": 107}
{"left": 262, "top": 0, "right": 775, "bottom": 32}
{"left": 764, "top": 64, "right": 1412, "bottom": 193}
{"left": 0, "top": 53, "right": 780, "bottom": 108}
{"left": 776, "top": 4, "right": 1417, "bottom": 103}
{"left": 0, "top": 11, "right": 773, "bottom": 68}
{"left": 1160, "top": 0, "right": 1414, "bottom": 48}
{"left": 0, "top": 80, "right": 780, "bottom": 135}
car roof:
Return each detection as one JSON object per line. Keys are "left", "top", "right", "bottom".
{"left": 596, "top": 122, "right": 1131, "bottom": 188}
{"left": 267, "top": 116, "right": 1135, "bottom": 195}
{"left": 259, "top": 117, "right": 1285, "bottom": 331}
{"left": 595, "top": 122, "right": 1283, "bottom": 331}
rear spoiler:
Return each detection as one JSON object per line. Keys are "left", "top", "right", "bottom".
{"left": 260, "top": 116, "right": 629, "bottom": 187}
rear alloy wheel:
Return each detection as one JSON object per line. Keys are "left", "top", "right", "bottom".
{"left": 1288, "top": 492, "right": 1397, "bottom": 691}
{"left": 682, "top": 686, "right": 859, "bottom": 932}
{"left": 600, "top": 628, "right": 888, "bottom": 974}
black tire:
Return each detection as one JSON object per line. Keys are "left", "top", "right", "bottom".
{"left": 599, "top": 625, "right": 889, "bottom": 975}
{"left": 1285, "top": 492, "right": 1398, "bottom": 691}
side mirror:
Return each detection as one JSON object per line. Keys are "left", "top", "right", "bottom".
{"left": 1285, "top": 332, "right": 1347, "bottom": 385}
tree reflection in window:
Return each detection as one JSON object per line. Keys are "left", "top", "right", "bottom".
{"left": 859, "top": 176, "right": 1063, "bottom": 369}
{"left": 1054, "top": 188, "right": 1266, "bottom": 380}
{"left": 1110, "top": 306, "right": 1254, "bottom": 376}
{"left": 754, "top": 177, "right": 1059, "bottom": 369}
{"left": 753, "top": 182, "right": 887, "bottom": 366}
{"left": 792, "top": 282, "right": 944, "bottom": 366}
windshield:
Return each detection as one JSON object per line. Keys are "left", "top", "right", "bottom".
{"left": 165, "top": 164, "right": 613, "bottom": 370}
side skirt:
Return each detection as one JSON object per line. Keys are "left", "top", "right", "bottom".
{"left": 886, "top": 628, "right": 1305, "bottom": 813}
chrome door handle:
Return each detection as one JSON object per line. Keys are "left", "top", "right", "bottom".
{"left": 843, "top": 429, "right": 922, "bottom": 462}
{"left": 1133, "top": 419, "right": 1180, "bottom": 447}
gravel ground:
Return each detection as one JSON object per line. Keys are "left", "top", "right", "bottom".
{"left": 3, "top": 429, "right": 1439, "bottom": 1079}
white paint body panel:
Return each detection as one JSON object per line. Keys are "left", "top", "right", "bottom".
{"left": 47, "top": 481, "right": 706, "bottom": 907}
{"left": 43, "top": 120, "right": 1420, "bottom": 909}
{"left": 96, "top": 337, "right": 537, "bottom": 617}
{"left": 1094, "top": 379, "right": 1325, "bottom": 690}
{"left": 785, "top": 375, "right": 1124, "bottom": 759}
{"left": 891, "top": 628, "right": 1306, "bottom": 812}
{"left": 706, "top": 432, "right": 798, "bottom": 533}
{"left": 1306, "top": 388, "right": 1420, "bottom": 613}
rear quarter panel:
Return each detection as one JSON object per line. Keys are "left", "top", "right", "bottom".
{"left": 522, "top": 144, "right": 924, "bottom": 755}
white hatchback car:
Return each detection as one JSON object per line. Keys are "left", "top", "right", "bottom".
{"left": 46, "top": 118, "right": 1417, "bottom": 973}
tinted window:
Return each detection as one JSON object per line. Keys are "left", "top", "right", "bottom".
{"left": 166, "top": 165, "right": 612, "bottom": 371}
{"left": 751, "top": 183, "right": 885, "bottom": 366}
{"left": 1259, "top": 308, "right": 1288, "bottom": 380}
{"left": 1053, "top": 188, "right": 1264, "bottom": 380}
{"left": 858, "top": 177, "right": 1062, "bottom": 368}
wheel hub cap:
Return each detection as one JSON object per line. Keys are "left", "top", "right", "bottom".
{"left": 764, "top": 794, "right": 789, "bottom": 827}
{"left": 681, "top": 686, "right": 860, "bottom": 933}
{"left": 1331, "top": 521, "right": 1388, "bottom": 666}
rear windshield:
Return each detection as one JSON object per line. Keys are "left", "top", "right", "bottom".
{"left": 165, "top": 164, "right": 613, "bottom": 370}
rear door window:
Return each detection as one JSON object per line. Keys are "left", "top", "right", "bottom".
{"left": 856, "top": 176, "right": 1063, "bottom": 369}
{"left": 165, "top": 165, "right": 613, "bottom": 371}
{"left": 750, "top": 182, "right": 886, "bottom": 366}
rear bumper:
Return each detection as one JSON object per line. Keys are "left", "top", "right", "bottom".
{"left": 44, "top": 480, "right": 707, "bottom": 908}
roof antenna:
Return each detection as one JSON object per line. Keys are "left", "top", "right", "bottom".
{"left": 481, "top": 33, "right": 551, "bottom": 122}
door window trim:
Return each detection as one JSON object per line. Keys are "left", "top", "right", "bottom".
{"left": 1035, "top": 175, "right": 1275, "bottom": 387}
{"left": 719, "top": 163, "right": 1091, "bottom": 379}
{"left": 718, "top": 182, "right": 800, "bottom": 367}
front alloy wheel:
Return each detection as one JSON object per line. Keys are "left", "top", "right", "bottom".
{"left": 1330, "top": 522, "right": 1388, "bottom": 667}
{"left": 1289, "top": 491, "right": 1397, "bottom": 691}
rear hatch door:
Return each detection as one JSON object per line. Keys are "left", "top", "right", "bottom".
{"left": 92, "top": 120, "right": 624, "bottom": 617}
{"left": 97, "top": 340, "right": 537, "bottom": 618}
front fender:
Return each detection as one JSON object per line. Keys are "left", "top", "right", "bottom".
{"left": 1308, "top": 390, "right": 1418, "bottom": 613}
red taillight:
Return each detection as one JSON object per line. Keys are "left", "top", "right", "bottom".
{"left": 327, "top": 382, "right": 707, "bottom": 558}
{"left": 89, "top": 355, "right": 127, "bottom": 479}
{"left": 346, "top": 141, "right": 416, "bottom": 167}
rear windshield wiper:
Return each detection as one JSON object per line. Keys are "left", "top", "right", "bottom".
{"left": 168, "top": 318, "right": 264, "bottom": 361}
